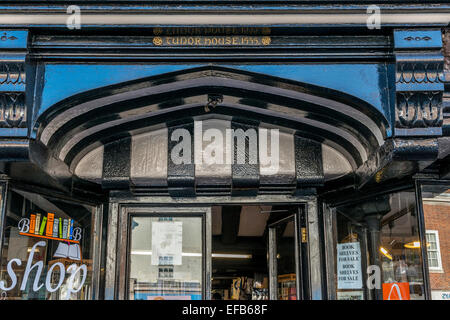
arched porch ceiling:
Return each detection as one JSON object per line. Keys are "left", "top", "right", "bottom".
{"left": 33, "top": 66, "right": 389, "bottom": 173}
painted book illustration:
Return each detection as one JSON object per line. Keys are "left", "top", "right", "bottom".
{"left": 69, "top": 219, "right": 74, "bottom": 240}
{"left": 62, "top": 219, "right": 68, "bottom": 239}
{"left": 67, "top": 219, "right": 72, "bottom": 239}
{"left": 46, "top": 213, "right": 54, "bottom": 237}
{"left": 35, "top": 213, "right": 41, "bottom": 234}
{"left": 39, "top": 216, "right": 47, "bottom": 236}
{"left": 53, "top": 242, "right": 81, "bottom": 261}
{"left": 29, "top": 214, "right": 36, "bottom": 234}
{"left": 52, "top": 218, "right": 59, "bottom": 238}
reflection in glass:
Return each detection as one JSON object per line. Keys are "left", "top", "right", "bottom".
{"left": 421, "top": 185, "right": 450, "bottom": 300}
{"left": 128, "top": 216, "right": 203, "bottom": 300}
{"left": 379, "top": 191, "right": 424, "bottom": 300}
{"left": 275, "top": 219, "right": 297, "bottom": 300}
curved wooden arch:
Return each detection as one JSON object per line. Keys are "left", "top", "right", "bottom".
{"left": 33, "top": 66, "right": 389, "bottom": 172}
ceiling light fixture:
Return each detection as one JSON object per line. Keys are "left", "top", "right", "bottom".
{"left": 404, "top": 241, "right": 429, "bottom": 249}
{"left": 379, "top": 246, "right": 392, "bottom": 260}
{"left": 212, "top": 253, "right": 252, "bottom": 259}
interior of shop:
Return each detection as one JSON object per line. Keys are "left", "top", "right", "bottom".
{"left": 210, "top": 205, "right": 299, "bottom": 300}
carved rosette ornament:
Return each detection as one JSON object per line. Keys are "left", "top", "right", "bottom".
{"left": 394, "top": 30, "right": 444, "bottom": 136}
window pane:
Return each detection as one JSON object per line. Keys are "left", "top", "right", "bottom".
{"left": 429, "top": 241, "right": 437, "bottom": 251}
{"left": 429, "top": 258, "right": 438, "bottom": 268}
{"left": 128, "top": 216, "right": 203, "bottom": 300}
{"left": 428, "top": 251, "right": 438, "bottom": 260}
{"left": 334, "top": 210, "right": 365, "bottom": 300}
{"left": 335, "top": 190, "right": 425, "bottom": 300}
{"left": 380, "top": 191, "right": 425, "bottom": 300}
{"left": 422, "top": 185, "right": 449, "bottom": 300}
{"left": 0, "top": 189, "right": 96, "bottom": 300}
{"left": 276, "top": 219, "right": 297, "bottom": 300}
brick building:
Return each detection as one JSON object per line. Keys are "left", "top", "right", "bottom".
{"left": 423, "top": 189, "right": 450, "bottom": 300}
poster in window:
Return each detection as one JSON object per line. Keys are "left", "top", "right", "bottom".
{"left": 151, "top": 221, "right": 183, "bottom": 266}
{"left": 337, "top": 242, "right": 363, "bottom": 289}
{"left": 337, "top": 291, "right": 364, "bottom": 300}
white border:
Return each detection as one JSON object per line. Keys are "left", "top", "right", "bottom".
{"left": 0, "top": 13, "right": 449, "bottom": 26}
{"left": 426, "top": 230, "right": 444, "bottom": 273}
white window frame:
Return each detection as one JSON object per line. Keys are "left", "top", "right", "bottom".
{"left": 426, "top": 230, "right": 443, "bottom": 272}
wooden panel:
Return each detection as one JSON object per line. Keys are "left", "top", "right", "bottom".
{"left": 130, "top": 128, "right": 168, "bottom": 187}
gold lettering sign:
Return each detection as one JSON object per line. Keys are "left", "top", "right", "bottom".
{"left": 301, "top": 227, "right": 308, "bottom": 243}
{"left": 152, "top": 36, "right": 271, "bottom": 47}
{"left": 153, "top": 27, "right": 271, "bottom": 36}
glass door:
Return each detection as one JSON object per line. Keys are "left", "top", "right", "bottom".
{"left": 267, "top": 210, "right": 303, "bottom": 300}
{"left": 119, "top": 207, "right": 211, "bottom": 300}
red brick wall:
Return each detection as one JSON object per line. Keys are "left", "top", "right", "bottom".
{"left": 423, "top": 202, "right": 450, "bottom": 290}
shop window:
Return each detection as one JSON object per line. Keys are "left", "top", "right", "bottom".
{"left": 0, "top": 189, "right": 97, "bottom": 300}
{"left": 421, "top": 184, "right": 450, "bottom": 300}
{"left": 379, "top": 191, "right": 425, "bottom": 300}
{"left": 128, "top": 216, "right": 203, "bottom": 300}
{"left": 425, "top": 231, "right": 442, "bottom": 271}
{"left": 334, "top": 190, "right": 426, "bottom": 300}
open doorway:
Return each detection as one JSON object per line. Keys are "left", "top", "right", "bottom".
{"left": 211, "top": 205, "right": 306, "bottom": 300}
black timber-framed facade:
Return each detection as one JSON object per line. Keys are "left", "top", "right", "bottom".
{"left": 0, "top": 1, "right": 449, "bottom": 301}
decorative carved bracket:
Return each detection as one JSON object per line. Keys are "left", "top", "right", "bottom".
{"left": 0, "top": 92, "right": 26, "bottom": 128}
{"left": 396, "top": 91, "right": 442, "bottom": 128}
{"left": 0, "top": 63, "right": 26, "bottom": 86}
{"left": 204, "top": 94, "right": 223, "bottom": 112}
{"left": 394, "top": 29, "right": 444, "bottom": 136}
{"left": 0, "top": 30, "right": 28, "bottom": 136}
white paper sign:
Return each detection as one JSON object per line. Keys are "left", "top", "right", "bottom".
{"left": 337, "top": 242, "right": 363, "bottom": 289}
{"left": 151, "top": 221, "right": 183, "bottom": 266}
{"left": 337, "top": 291, "right": 364, "bottom": 300}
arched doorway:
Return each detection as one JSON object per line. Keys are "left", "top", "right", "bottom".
{"left": 30, "top": 66, "right": 388, "bottom": 300}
